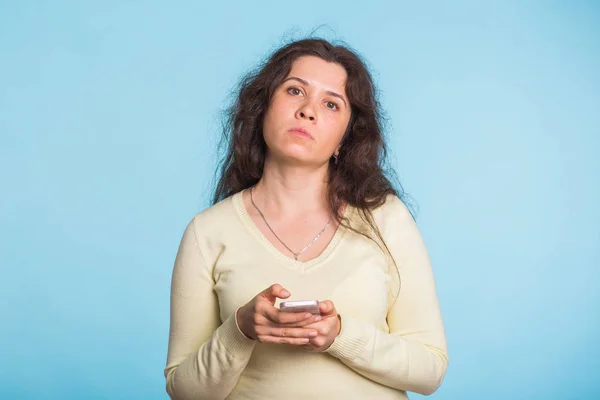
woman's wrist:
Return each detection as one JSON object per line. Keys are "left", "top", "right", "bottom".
{"left": 235, "top": 307, "right": 255, "bottom": 340}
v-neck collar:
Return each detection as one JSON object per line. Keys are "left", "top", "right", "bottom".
{"left": 232, "top": 190, "right": 350, "bottom": 271}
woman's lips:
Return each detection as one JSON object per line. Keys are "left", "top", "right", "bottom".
{"left": 288, "top": 127, "right": 313, "bottom": 139}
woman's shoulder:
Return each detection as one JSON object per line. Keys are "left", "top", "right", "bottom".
{"left": 372, "top": 193, "right": 414, "bottom": 218}
{"left": 344, "top": 193, "right": 416, "bottom": 238}
{"left": 369, "top": 193, "right": 417, "bottom": 233}
{"left": 187, "top": 191, "right": 242, "bottom": 233}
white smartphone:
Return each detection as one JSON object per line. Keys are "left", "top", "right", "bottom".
{"left": 279, "top": 300, "right": 320, "bottom": 315}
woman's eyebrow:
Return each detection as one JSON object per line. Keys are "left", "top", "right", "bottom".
{"left": 282, "top": 76, "right": 309, "bottom": 86}
{"left": 282, "top": 76, "right": 348, "bottom": 107}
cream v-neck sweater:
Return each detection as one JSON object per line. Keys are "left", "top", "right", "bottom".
{"left": 164, "top": 191, "right": 448, "bottom": 400}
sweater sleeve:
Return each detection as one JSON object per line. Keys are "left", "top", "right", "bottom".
{"left": 325, "top": 197, "right": 449, "bottom": 395}
{"left": 164, "top": 217, "right": 257, "bottom": 400}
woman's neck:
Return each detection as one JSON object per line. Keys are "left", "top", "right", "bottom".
{"left": 253, "top": 159, "right": 331, "bottom": 220}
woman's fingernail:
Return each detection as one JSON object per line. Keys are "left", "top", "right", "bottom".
{"left": 301, "top": 338, "right": 309, "bottom": 343}
{"left": 314, "top": 316, "right": 322, "bottom": 321}
{"left": 281, "top": 290, "right": 290, "bottom": 297}
{"left": 309, "top": 331, "right": 317, "bottom": 337}
{"left": 304, "top": 313, "right": 312, "bottom": 319}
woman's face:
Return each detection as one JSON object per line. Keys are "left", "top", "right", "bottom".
{"left": 262, "top": 56, "right": 352, "bottom": 167}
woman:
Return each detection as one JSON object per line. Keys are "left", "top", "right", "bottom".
{"left": 164, "top": 38, "right": 448, "bottom": 400}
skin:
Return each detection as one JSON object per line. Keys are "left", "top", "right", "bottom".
{"left": 237, "top": 56, "right": 351, "bottom": 351}
{"left": 262, "top": 55, "right": 351, "bottom": 168}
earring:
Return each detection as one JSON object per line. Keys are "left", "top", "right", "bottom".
{"left": 333, "top": 154, "right": 338, "bottom": 164}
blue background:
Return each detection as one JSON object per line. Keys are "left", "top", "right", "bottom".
{"left": 1, "top": 1, "right": 599, "bottom": 399}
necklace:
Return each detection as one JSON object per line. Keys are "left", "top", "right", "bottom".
{"left": 249, "top": 187, "right": 331, "bottom": 261}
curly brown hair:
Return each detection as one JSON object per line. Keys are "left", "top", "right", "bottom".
{"left": 213, "top": 38, "right": 413, "bottom": 290}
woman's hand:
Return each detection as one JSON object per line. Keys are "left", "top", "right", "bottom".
{"left": 236, "top": 284, "right": 322, "bottom": 345}
{"left": 300, "top": 300, "right": 341, "bottom": 352}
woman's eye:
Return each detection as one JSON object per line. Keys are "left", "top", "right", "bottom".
{"left": 287, "top": 87, "right": 302, "bottom": 96}
{"left": 325, "top": 101, "right": 338, "bottom": 110}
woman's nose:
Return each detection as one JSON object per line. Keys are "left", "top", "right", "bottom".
{"left": 296, "top": 102, "right": 316, "bottom": 121}
{"left": 299, "top": 111, "right": 315, "bottom": 121}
